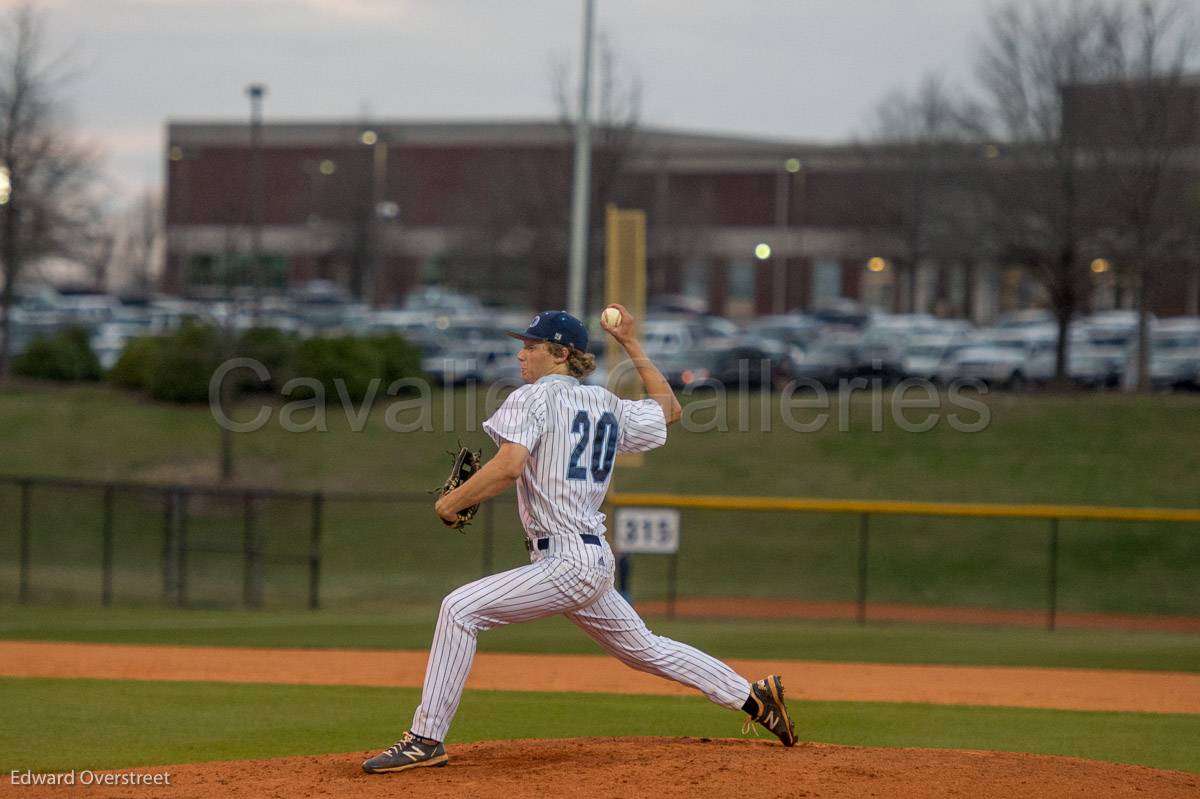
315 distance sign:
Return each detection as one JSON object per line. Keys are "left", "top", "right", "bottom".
{"left": 614, "top": 508, "right": 680, "bottom": 554}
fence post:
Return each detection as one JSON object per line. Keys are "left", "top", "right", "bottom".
{"left": 101, "top": 484, "right": 115, "bottom": 607}
{"left": 176, "top": 490, "right": 190, "bottom": 608}
{"left": 1046, "top": 518, "right": 1059, "bottom": 632}
{"left": 161, "top": 488, "right": 175, "bottom": 603}
{"left": 308, "top": 492, "right": 323, "bottom": 610}
{"left": 667, "top": 552, "right": 678, "bottom": 620}
{"left": 242, "top": 493, "right": 259, "bottom": 609}
{"left": 856, "top": 513, "right": 870, "bottom": 625}
{"left": 481, "top": 502, "right": 494, "bottom": 577}
{"left": 18, "top": 480, "right": 31, "bottom": 605}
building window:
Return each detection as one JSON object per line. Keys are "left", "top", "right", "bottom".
{"left": 813, "top": 259, "right": 842, "bottom": 302}
{"left": 188, "top": 254, "right": 288, "bottom": 289}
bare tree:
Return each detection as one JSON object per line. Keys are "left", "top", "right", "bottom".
{"left": 0, "top": 3, "right": 97, "bottom": 376}
{"left": 1088, "top": 0, "right": 1199, "bottom": 388}
{"left": 61, "top": 183, "right": 118, "bottom": 291}
{"left": 124, "top": 189, "right": 162, "bottom": 294}
{"left": 860, "top": 73, "right": 988, "bottom": 314}
{"left": 552, "top": 33, "right": 643, "bottom": 309}
{"left": 976, "top": 0, "right": 1114, "bottom": 380}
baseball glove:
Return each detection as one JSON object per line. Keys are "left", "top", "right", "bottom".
{"left": 433, "top": 444, "right": 482, "bottom": 531}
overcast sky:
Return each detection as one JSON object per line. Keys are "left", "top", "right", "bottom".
{"left": 34, "top": 0, "right": 996, "bottom": 199}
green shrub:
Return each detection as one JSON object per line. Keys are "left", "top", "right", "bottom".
{"left": 235, "top": 327, "right": 296, "bottom": 392}
{"left": 289, "top": 335, "right": 381, "bottom": 402}
{"left": 13, "top": 326, "right": 101, "bottom": 382}
{"left": 365, "top": 333, "right": 424, "bottom": 389}
{"left": 107, "top": 336, "right": 162, "bottom": 390}
{"left": 145, "top": 323, "right": 223, "bottom": 403}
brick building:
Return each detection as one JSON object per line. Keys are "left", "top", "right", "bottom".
{"left": 165, "top": 117, "right": 1199, "bottom": 321}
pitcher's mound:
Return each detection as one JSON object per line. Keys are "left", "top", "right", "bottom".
{"left": 23, "top": 737, "right": 1198, "bottom": 798}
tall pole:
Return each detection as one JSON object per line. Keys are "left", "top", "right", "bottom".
{"left": 772, "top": 168, "right": 788, "bottom": 314}
{"left": 367, "top": 137, "right": 388, "bottom": 306}
{"left": 566, "top": 0, "right": 595, "bottom": 319}
{"left": 246, "top": 84, "right": 266, "bottom": 321}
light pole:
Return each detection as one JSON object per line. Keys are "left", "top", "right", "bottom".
{"left": 246, "top": 83, "right": 266, "bottom": 318}
{"left": 361, "top": 128, "right": 390, "bottom": 305}
{"left": 566, "top": 0, "right": 595, "bottom": 318}
{"left": 773, "top": 158, "right": 803, "bottom": 314}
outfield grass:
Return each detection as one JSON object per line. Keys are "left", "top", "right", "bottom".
{"left": 2, "top": 606, "right": 1198, "bottom": 672}
{"left": 1, "top": 383, "right": 1198, "bottom": 613}
{"left": 2, "top": 678, "right": 1197, "bottom": 774}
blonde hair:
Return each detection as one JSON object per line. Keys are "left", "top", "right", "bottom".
{"left": 546, "top": 342, "right": 598, "bottom": 378}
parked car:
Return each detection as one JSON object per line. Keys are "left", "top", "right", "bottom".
{"left": 708, "top": 336, "right": 797, "bottom": 390}
{"left": 745, "top": 315, "right": 822, "bottom": 352}
{"left": 402, "top": 286, "right": 484, "bottom": 317}
{"left": 942, "top": 339, "right": 1042, "bottom": 388}
{"left": 1149, "top": 319, "right": 1200, "bottom": 390}
{"left": 854, "top": 327, "right": 909, "bottom": 382}
{"left": 421, "top": 339, "right": 521, "bottom": 386}
{"left": 807, "top": 299, "right": 873, "bottom": 332}
{"left": 900, "top": 335, "right": 956, "bottom": 381}
{"left": 790, "top": 334, "right": 861, "bottom": 386}
{"left": 1068, "top": 325, "right": 1129, "bottom": 388}
{"left": 90, "top": 320, "right": 155, "bottom": 371}
{"left": 995, "top": 309, "right": 1056, "bottom": 332}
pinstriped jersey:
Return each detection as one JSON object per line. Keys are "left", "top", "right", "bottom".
{"left": 482, "top": 374, "right": 667, "bottom": 539}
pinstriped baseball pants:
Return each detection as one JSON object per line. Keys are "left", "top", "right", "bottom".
{"left": 410, "top": 536, "right": 751, "bottom": 741}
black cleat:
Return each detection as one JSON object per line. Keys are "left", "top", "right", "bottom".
{"left": 362, "top": 731, "right": 448, "bottom": 773}
{"left": 743, "top": 674, "right": 797, "bottom": 747}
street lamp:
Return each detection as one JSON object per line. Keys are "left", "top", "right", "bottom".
{"left": 755, "top": 243, "right": 772, "bottom": 260}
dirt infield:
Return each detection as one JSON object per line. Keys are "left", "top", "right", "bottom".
{"left": 9, "top": 738, "right": 1199, "bottom": 799}
{"left": 2, "top": 640, "right": 1198, "bottom": 714}
{"left": 635, "top": 598, "right": 1200, "bottom": 632}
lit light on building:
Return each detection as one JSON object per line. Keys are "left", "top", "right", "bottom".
{"left": 319, "top": 159, "right": 337, "bottom": 175}
{"left": 785, "top": 158, "right": 802, "bottom": 173}
{"left": 169, "top": 146, "right": 184, "bottom": 162}
{"left": 867, "top": 256, "right": 888, "bottom": 272}
{"left": 360, "top": 130, "right": 378, "bottom": 146}
{"left": 1091, "top": 258, "right": 1111, "bottom": 274}
{"left": 982, "top": 144, "right": 1000, "bottom": 159}
{"left": 754, "top": 243, "right": 772, "bottom": 260}
{"left": 0, "top": 167, "right": 10, "bottom": 205}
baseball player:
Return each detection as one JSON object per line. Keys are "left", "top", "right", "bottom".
{"left": 363, "top": 306, "right": 796, "bottom": 774}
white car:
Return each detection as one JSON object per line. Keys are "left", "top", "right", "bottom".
{"left": 90, "top": 320, "right": 154, "bottom": 371}
{"left": 942, "top": 332, "right": 1056, "bottom": 388}
{"left": 421, "top": 339, "right": 521, "bottom": 386}
{"left": 901, "top": 335, "right": 956, "bottom": 381}
{"left": 1149, "top": 319, "right": 1200, "bottom": 390}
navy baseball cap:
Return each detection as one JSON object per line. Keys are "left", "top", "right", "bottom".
{"left": 508, "top": 310, "right": 589, "bottom": 351}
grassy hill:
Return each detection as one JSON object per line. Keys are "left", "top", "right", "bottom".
{"left": 0, "top": 381, "right": 1197, "bottom": 613}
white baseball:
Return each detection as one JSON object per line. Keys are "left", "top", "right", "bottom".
{"left": 601, "top": 306, "right": 622, "bottom": 328}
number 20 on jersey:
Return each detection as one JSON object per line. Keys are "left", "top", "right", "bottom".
{"left": 567, "top": 410, "right": 618, "bottom": 482}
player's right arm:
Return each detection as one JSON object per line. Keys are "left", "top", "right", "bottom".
{"left": 600, "top": 303, "right": 682, "bottom": 427}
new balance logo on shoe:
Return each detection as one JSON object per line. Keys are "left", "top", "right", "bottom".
{"left": 402, "top": 748, "right": 425, "bottom": 761}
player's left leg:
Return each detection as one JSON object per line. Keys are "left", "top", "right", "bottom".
{"left": 365, "top": 562, "right": 589, "bottom": 774}
{"left": 565, "top": 588, "right": 797, "bottom": 746}
{"left": 410, "top": 563, "right": 587, "bottom": 741}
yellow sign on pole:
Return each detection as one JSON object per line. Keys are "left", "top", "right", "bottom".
{"left": 605, "top": 205, "right": 647, "bottom": 467}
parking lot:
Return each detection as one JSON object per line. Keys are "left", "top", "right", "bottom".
{"left": 4, "top": 283, "right": 1198, "bottom": 394}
